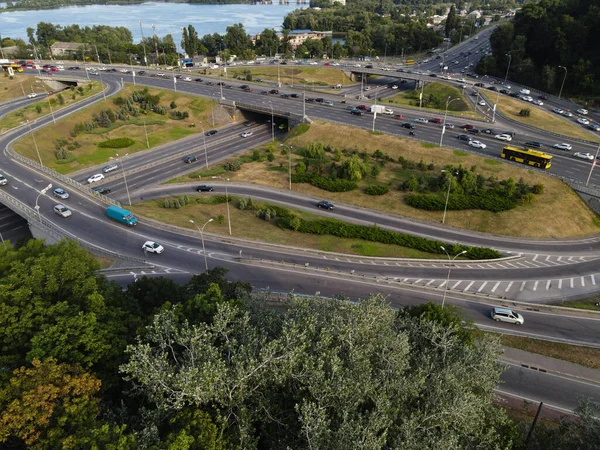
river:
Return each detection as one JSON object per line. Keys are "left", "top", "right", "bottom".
{"left": 0, "top": 2, "right": 301, "bottom": 41}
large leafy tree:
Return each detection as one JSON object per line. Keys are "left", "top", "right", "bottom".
{"left": 223, "top": 23, "right": 253, "bottom": 58}
{"left": 122, "top": 295, "right": 512, "bottom": 449}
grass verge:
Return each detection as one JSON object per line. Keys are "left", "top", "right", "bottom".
{"left": 172, "top": 121, "right": 600, "bottom": 238}
{"left": 385, "top": 82, "right": 479, "bottom": 119}
{"left": 226, "top": 66, "right": 351, "bottom": 87}
{"left": 11, "top": 84, "right": 231, "bottom": 174}
{"left": 0, "top": 74, "right": 50, "bottom": 103}
{"left": 492, "top": 333, "right": 600, "bottom": 370}
{"left": 559, "top": 294, "right": 600, "bottom": 311}
{"left": 0, "top": 81, "right": 104, "bottom": 132}
{"left": 128, "top": 196, "right": 445, "bottom": 259}
{"left": 480, "top": 91, "right": 598, "bottom": 141}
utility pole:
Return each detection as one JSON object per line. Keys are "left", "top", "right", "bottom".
{"left": 152, "top": 24, "right": 159, "bottom": 67}
{"left": 139, "top": 20, "right": 148, "bottom": 66}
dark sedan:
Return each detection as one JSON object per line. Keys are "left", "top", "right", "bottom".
{"left": 317, "top": 200, "right": 335, "bottom": 210}
{"left": 196, "top": 185, "right": 214, "bottom": 192}
{"left": 205, "top": 130, "right": 218, "bottom": 136}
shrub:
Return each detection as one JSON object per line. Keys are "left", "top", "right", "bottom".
{"left": 365, "top": 185, "right": 389, "bottom": 196}
{"left": 405, "top": 192, "right": 517, "bottom": 212}
{"left": 57, "top": 94, "right": 65, "bottom": 105}
{"left": 170, "top": 101, "right": 177, "bottom": 109}
{"left": 532, "top": 183, "right": 544, "bottom": 195}
{"left": 224, "top": 160, "right": 242, "bottom": 171}
{"left": 98, "top": 138, "right": 135, "bottom": 148}
{"left": 267, "top": 153, "right": 275, "bottom": 162}
{"left": 519, "top": 108, "right": 531, "bottom": 117}
{"left": 292, "top": 173, "right": 356, "bottom": 192}
{"left": 35, "top": 105, "right": 42, "bottom": 113}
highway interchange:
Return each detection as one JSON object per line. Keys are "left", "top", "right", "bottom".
{"left": 1, "top": 30, "right": 600, "bottom": 414}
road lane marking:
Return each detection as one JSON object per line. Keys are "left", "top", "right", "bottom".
{"left": 491, "top": 282, "right": 500, "bottom": 293}
{"left": 592, "top": 275, "right": 597, "bottom": 286}
{"left": 438, "top": 280, "right": 447, "bottom": 288}
{"left": 546, "top": 280, "right": 552, "bottom": 290}
{"left": 464, "top": 281, "right": 474, "bottom": 291}
{"left": 532, "top": 254, "right": 539, "bottom": 262}
{"left": 533, "top": 281, "right": 538, "bottom": 291}
{"left": 581, "top": 276, "right": 585, "bottom": 287}
{"left": 415, "top": 279, "right": 422, "bottom": 284}
{"left": 570, "top": 278, "right": 574, "bottom": 289}
{"left": 478, "top": 281, "right": 488, "bottom": 292}
{"left": 505, "top": 281, "right": 514, "bottom": 292}
{"left": 558, "top": 279, "right": 563, "bottom": 289}
{"left": 426, "top": 279, "right": 435, "bottom": 286}
{"left": 519, "top": 281, "right": 526, "bottom": 292}
{"left": 451, "top": 280, "right": 462, "bottom": 289}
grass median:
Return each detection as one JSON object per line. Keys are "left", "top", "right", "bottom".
{"left": 11, "top": 84, "right": 231, "bottom": 174}
{"left": 480, "top": 91, "right": 598, "bottom": 141}
{"left": 226, "top": 66, "right": 351, "bottom": 87}
{"left": 0, "top": 74, "right": 50, "bottom": 103}
{"left": 170, "top": 121, "right": 600, "bottom": 239}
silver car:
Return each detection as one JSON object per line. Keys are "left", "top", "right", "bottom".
{"left": 103, "top": 164, "right": 118, "bottom": 173}
{"left": 53, "top": 203, "right": 72, "bottom": 218}
{"left": 490, "top": 307, "right": 524, "bottom": 325}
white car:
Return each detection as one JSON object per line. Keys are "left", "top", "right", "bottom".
{"left": 553, "top": 143, "right": 572, "bottom": 151}
{"left": 563, "top": 111, "right": 573, "bottom": 117}
{"left": 331, "top": 62, "right": 340, "bottom": 66}
{"left": 0, "top": 174, "right": 7, "bottom": 186}
{"left": 494, "top": 134, "right": 512, "bottom": 141}
{"left": 383, "top": 108, "right": 394, "bottom": 115}
{"left": 414, "top": 118, "right": 428, "bottom": 123}
{"left": 87, "top": 173, "right": 105, "bottom": 184}
{"left": 574, "top": 152, "right": 594, "bottom": 161}
{"left": 53, "top": 203, "right": 72, "bottom": 218}
{"left": 552, "top": 107, "right": 564, "bottom": 114}
{"left": 577, "top": 108, "right": 588, "bottom": 115}
{"left": 577, "top": 118, "right": 590, "bottom": 125}
{"left": 103, "top": 164, "right": 118, "bottom": 173}
{"left": 53, "top": 188, "right": 69, "bottom": 199}
{"left": 468, "top": 140, "right": 487, "bottom": 149}
{"left": 533, "top": 100, "right": 544, "bottom": 106}
{"left": 183, "top": 76, "right": 192, "bottom": 81}
{"left": 27, "top": 92, "right": 37, "bottom": 98}
{"left": 309, "top": 61, "right": 318, "bottom": 65}
{"left": 478, "top": 100, "right": 486, "bottom": 106}
{"left": 240, "top": 131, "right": 253, "bottom": 138}
{"left": 142, "top": 241, "right": 164, "bottom": 254}
{"left": 391, "top": 85, "right": 398, "bottom": 89}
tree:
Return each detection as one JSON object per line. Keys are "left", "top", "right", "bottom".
{"left": 255, "top": 28, "right": 280, "bottom": 57}
{"left": 122, "top": 295, "right": 511, "bottom": 450}
{"left": 0, "top": 358, "right": 101, "bottom": 448}
{"left": 541, "top": 65, "right": 556, "bottom": 91}
{"left": 340, "top": 154, "right": 367, "bottom": 181}
{"left": 224, "top": 23, "right": 253, "bottom": 58}
{"left": 445, "top": 5, "right": 457, "bottom": 37}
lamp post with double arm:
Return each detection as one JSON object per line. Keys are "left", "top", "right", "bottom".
{"left": 190, "top": 218, "right": 213, "bottom": 271}
{"left": 440, "top": 246, "right": 468, "bottom": 308}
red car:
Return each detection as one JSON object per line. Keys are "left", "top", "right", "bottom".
{"left": 461, "top": 124, "right": 475, "bottom": 130}
{"left": 324, "top": 62, "right": 331, "bottom": 66}
{"left": 429, "top": 118, "right": 443, "bottom": 124}
{"left": 356, "top": 105, "right": 369, "bottom": 110}
{"left": 393, "top": 114, "right": 404, "bottom": 120}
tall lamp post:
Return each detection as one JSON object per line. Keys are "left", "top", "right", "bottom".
{"left": 198, "top": 122, "right": 209, "bottom": 168}
{"left": 190, "top": 218, "right": 213, "bottom": 271}
{"left": 492, "top": 53, "right": 511, "bottom": 123}
{"left": 35, "top": 183, "right": 52, "bottom": 223}
{"left": 27, "top": 120, "right": 43, "bottom": 166}
{"left": 280, "top": 143, "right": 293, "bottom": 190}
{"left": 558, "top": 65, "right": 567, "bottom": 100}
{"left": 440, "top": 96, "right": 460, "bottom": 147}
{"left": 441, "top": 169, "right": 458, "bottom": 225}
{"left": 211, "top": 176, "right": 231, "bottom": 235}
{"left": 268, "top": 102, "right": 274, "bottom": 142}
{"left": 585, "top": 142, "right": 600, "bottom": 186}
{"left": 440, "top": 246, "right": 467, "bottom": 308}
{"left": 115, "top": 153, "right": 132, "bottom": 206}
{"left": 0, "top": 230, "right": 7, "bottom": 250}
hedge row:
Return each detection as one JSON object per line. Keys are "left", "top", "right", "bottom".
{"left": 277, "top": 216, "right": 502, "bottom": 260}
{"left": 365, "top": 185, "right": 390, "bottom": 196}
{"left": 98, "top": 137, "right": 135, "bottom": 148}
{"left": 292, "top": 173, "right": 357, "bottom": 192}
{"left": 405, "top": 192, "right": 517, "bottom": 212}
{"left": 160, "top": 194, "right": 229, "bottom": 208}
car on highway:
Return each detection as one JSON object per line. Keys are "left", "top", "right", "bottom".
{"left": 467, "top": 128, "right": 480, "bottom": 134}
{"left": 524, "top": 141, "right": 543, "bottom": 149}
{"left": 260, "top": 90, "right": 269, "bottom": 95}
{"left": 552, "top": 107, "right": 564, "bottom": 114}
{"left": 480, "top": 128, "right": 496, "bottom": 134}
{"left": 0, "top": 174, "right": 7, "bottom": 186}
{"left": 87, "top": 173, "right": 105, "bottom": 184}
{"left": 316, "top": 200, "right": 335, "bottom": 210}
{"left": 269, "top": 89, "right": 279, "bottom": 95}
{"left": 290, "top": 93, "right": 299, "bottom": 98}
{"left": 460, "top": 124, "right": 475, "bottom": 129}
{"left": 157, "top": 72, "right": 165, "bottom": 77}
{"left": 533, "top": 99, "right": 544, "bottom": 106}
{"left": 53, "top": 188, "right": 69, "bottom": 199}
{"left": 356, "top": 105, "right": 369, "bottom": 110}
{"left": 428, "top": 118, "right": 443, "bottom": 124}
{"left": 391, "top": 85, "right": 398, "bottom": 89}
{"left": 577, "top": 117, "right": 590, "bottom": 125}
{"left": 562, "top": 111, "right": 573, "bottom": 117}
{"left": 468, "top": 140, "right": 487, "bottom": 149}
{"left": 92, "top": 186, "right": 111, "bottom": 195}
{"left": 183, "top": 77, "right": 192, "bottom": 82}
{"left": 323, "top": 100, "right": 334, "bottom": 107}
{"left": 350, "top": 109, "right": 364, "bottom": 116}
{"left": 414, "top": 118, "right": 428, "bottom": 123}
{"left": 574, "top": 152, "right": 594, "bottom": 161}
{"left": 577, "top": 108, "right": 588, "bottom": 115}
{"left": 103, "top": 164, "right": 118, "bottom": 173}
{"left": 138, "top": 70, "right": 145, "bottom": 75}
{"left": 194, "top": 78, "right": 203, "bottom": 82}
{"left": 205, "top": 129, "right": 218, "bottom": 136}
{"left": 553, "top": 143, "right": 572, "bottom": 151}
{"left": 456, "top": 134, "right": 471, "bottom": 141}
{"left": 53, "top": 203, "right": 72, "bottom": 218}
{"left": 588, "top": 124, "right": 600, "bottom": 132}
{"left": 494, "top": 134, "right": 512, "bottom": 141}
{"left": 490, "top": 307, "right": 524, "bottom": 325}
{"left": 445, "top": 123, "right": 455, "bottom": 129}
{"left": 478, "top": 100, "right": 486, "bottom": 106}
{"left": 196, "top": 185, "right": 214, "bottom": 192}
{"left": 183, "top": 155, "right": 198, "bottom": 164}
{"left": 393, "top": 114, "right": 404, "bottom": 120}
{"left": 27, "top": 92, "right": 38, "bottom": 98}
{"left": 142, "top": 241, "right": 164, "bottom": 254}
{"left": 400, "top": 122, "right": 415, "bottom": 129}
{"left": 241, "top": 131, "right": 253, "bottom": 138}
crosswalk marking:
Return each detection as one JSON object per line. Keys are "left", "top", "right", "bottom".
{"left": 505, "top": 262, "right": 518, "bottom": 268}
{"left": 464, "top": 281, "right": 474, "bottom": 291}
{"left": 478, "top": 281, "right": 488, "bottom": 292}
{"left": 491, "top": 282, "right": 500, "bottom": 293}
{"left": 505, "top": 281, "right": 514, "bottom": 292}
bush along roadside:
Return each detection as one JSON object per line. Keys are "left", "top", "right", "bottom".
{"left": 238, "top": 199, "right": 502, "bottom": 260}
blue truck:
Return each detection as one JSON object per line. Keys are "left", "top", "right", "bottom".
{"left": 106, "top": 205, "right": 137, "bottom": 226}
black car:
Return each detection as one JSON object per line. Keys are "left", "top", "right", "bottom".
{"left": 280, "top": 93, "right": 290, "bottom": 98}
{"left": 174, "top": 74, "right": 183, "bottom": 79}
{"left": 499, "top": 89, "right": 510, "bottom": 94}
{"left": 487, "top": 86, "right": 498, "bottom": 92}
{"left": 524, "top": 141, "right": 543, "bottom": 149}
{"left": 240, "top": 85, "right": 249, "bottom": 89}
{"left": 67, "top": 66, "right": 80, "bottom": 70}
{"left": 194, "top": 77, "right": 203, "bottom": 82}
{"left": 474, "top": 82, "right": 485, "bottom": 87}
{"left": 350, "top": 109, "right": 364, "bottom": 116}
{"left": 183, "top": 155, "right": 198, "bottom": 164}
{"left": 92, "top": 186, "right": 111, "bottom": 195}
{"left": 400, "top": 122, "right": 415, "bottom": 129}
{"left": 269, "top": 89, "right": 279, "bottom": 94}
{"left": 315, "top": 98, "right": 325, "bottom": 103}
{"left": 467, "top": 128, "right": 480, "bottom": 134}
{"left": 456, "top": 134, "right": 471, "bottom": 141}
{"left": 205, "top": 81, "right": 214, "bottom": 86}
{"left": 317, "top": 200, "right": 335, "bottom": 210}
{"left": 429, "top": 73, "right": 438, "bottom": 78}
{"left": 365, "top": 64, "right": 373, "bottom": 69}
{"left": 108, "top": 68, "right": 118, "bottom": 72}
{"left": 260, "top": 90, "right": 269, "bottom": 95}
{"left": 196, "top": 185, "right": 214, "bottom": 192}
{"left": 305, "top": 98, "right": 316, "bottom": 103}
{"left": 138, "top": 70, "right": 146, "bottom": 75}
{"left": 290, "top": 93, "right": 299, "bottom": 98}
{"left": 509, "top": 92, "right": 520, "bottom": 98}
{"left": 205, "top": 130, "right": 218, "bottom": 136}
{"left": 480, "top": 128, "right": 496, "bottom": 134}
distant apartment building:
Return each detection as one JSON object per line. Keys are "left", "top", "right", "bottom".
{"left": 287, "top": 30, "right": 333, "bottom": 50}
{"left": 50, "top": 42, "right": 88, "bottom": 57}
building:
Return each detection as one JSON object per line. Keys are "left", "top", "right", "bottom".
{"left": 287, "top": 30, "right": 333, "bottom": 50}
{"left": 330, "top": 0, "right": 345, "bottom": 5}
{"left": 50, "top": 42, "right": 88, "bottom": 57}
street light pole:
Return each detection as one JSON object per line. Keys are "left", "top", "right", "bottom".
{"left": 585, "top": 142, "right": 600, "bottom": 186}
{"left": 558, "top": 65, "right": 567, "bottom": 100}
{"left": 198, "top": 122, "right": 209, "bottom": 168}
{"left": 281, "top": 144, "right": 293, "bottom": 190}
{"left": 440, "top": 97, "right": 459, "bottom": 147}
{"left": 190, "top": 218, "right": 213, "bottom": 271}
{"left": 0, "top": 230, "right": 6, "bottom": 250}
{"left": 440, "top": 246, "right": 467, "bottom": 308}
{"left": 492, "top": 53, "right": 511, "bottom": 123}
{"left": 116, "top": 153, "right": 132, "bottom": 206}
{"left": 212, "top": 176, "right": 231, "bottom": 235}
{"left": 35, "top": 183, "right": 52, "bottom": 223}
{"left": 441, "top": 169, "right": 457, "bottom": 225}
{"left": 27, "top": 120, "right": 43, "bottom": 166}
{"left": 269, "top": 102, "right": 274, "bottom": 142}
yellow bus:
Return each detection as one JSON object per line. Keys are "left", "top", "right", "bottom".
{"left": 405, "top": 60, "right": 415, "bottom": 65}
{"left": 501, "top": 146, "right": 552, "bottom": 169}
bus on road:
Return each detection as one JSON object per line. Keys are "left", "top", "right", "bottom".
{"left": 501, "top": 146, "right": 552, "bottom": 169}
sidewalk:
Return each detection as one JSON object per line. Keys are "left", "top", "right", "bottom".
{"left": 500, "top": 346, "right": 600, "bottom": 385}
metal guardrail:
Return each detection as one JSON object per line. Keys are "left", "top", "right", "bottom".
{"left": 0, "top": 189, "right": 146, "bottom": 264}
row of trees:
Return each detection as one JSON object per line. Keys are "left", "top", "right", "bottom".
{"left": 476, "top": 0, "right": 599, "bottom": 99}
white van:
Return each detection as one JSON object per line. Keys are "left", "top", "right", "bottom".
{"left": 490, "top": 307, "right": 524, "bottom": 325}
{"left": 519, "top": 88, "right": 531, "bottom": 95}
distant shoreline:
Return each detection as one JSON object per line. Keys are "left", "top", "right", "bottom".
{"left": 0, "top": 0, "right": 254, "bottom": 13}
